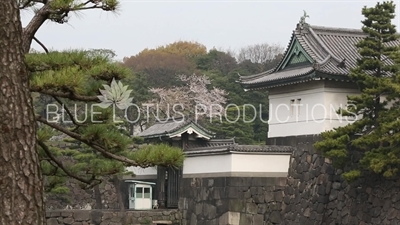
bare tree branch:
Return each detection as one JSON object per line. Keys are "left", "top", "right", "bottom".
{"left": 237, "top": 43, "right": 284, "bottom": 64}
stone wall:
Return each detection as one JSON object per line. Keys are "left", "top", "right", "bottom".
{"left": 46, "top": 209, "right": 181, "bottom": 225}
{"left": 179, "top": 176, "right": 286, "bottom": 225}
{"left": 45, "top": 177, "right": 123, "bottom": 210}
{"left": 273, "top": 135, "right": 400, "bottom": 225}
{"left": 45, "top": 177, "right": 156, "bottom": 210}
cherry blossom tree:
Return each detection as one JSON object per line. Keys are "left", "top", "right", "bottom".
{"left": 145, "top": 74, "right": 228, "bottom": 122}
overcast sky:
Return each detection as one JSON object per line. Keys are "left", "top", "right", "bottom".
{"left": 21, "top": 1, "right": 399, "bottom": 60}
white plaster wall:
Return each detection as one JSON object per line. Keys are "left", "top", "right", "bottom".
{"left": 230, "top": 154, "right": 290, "bottom": 173}
{"left": 183, "top": 155, "right": 232, "bottom": 174}
{"left": 268, "top": 81, "right": 360, "bottom": 138}
{"left": 268, "top": 81, "right": 325, "bottom": 137}
{"left": 183, "top": 154, "right": 290, "bottom": 175}
{"left": 323, "top": 90, "right": 359, "bottom": 131}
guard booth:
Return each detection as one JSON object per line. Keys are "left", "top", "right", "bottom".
{"left": 125, "top": 180, "right": 156, "bottom": 210}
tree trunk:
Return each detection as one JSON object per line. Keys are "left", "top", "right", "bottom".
{"left": 157, "top": 166, "right": 166, "bottom": 208}
{"left": 93, "top": 185, "right": 103, "bottom": 209}
{"left": 112, "top": 175, "right": 125, "bottom": 211}
{"left": 0, "top": 1, "right": 45, "bottom": 225}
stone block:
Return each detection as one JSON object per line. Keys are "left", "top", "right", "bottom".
{"left": 152, "top": 221, "right": 172, "bottom": 224}
{"left": 190, "top": 213, "right": 197, "bottom": 225}
{"left": 253, "top": 214, "right": 263, "bottom": 225}
{"left": 257, "top": 204, "right": 267, "bottom": 214}
{"left": 227, "top": 187, "right": 239, "bottom": 199}
{"left": 212, "top": 177, "right": 227, "bottom": 187}
{"left": 203, "top": 203, "right": 217, "bottom": 219}
{"left": 216, "top": 200, "right": 227, "bottom": 216}
{"left": 238, "top": 213, "right": 252, "bottom": 225}
{"left": 273, "top": 191, "right": 283, "bottom": 202}
{"left": 226, "top": 177, "right": 251, "bottom": 187}
{"left": 212, "top": 188, "right": 223, "bottom": 200}
{"left": 254, "top": 194, "right": 265, "bottom": 204}
{"left": 229, "top": 199, "right": 246, "bottom": 213}
{"left": 47, "top": 218, "right": 59, "bottom": 225}
{"left": 63, "top": 217, "right": 75, "bottom": 225}
{"left": 219, "top": 212, "right": 240, "bottom": 225}
{"left": 245, "top": 203, "right": 258, "bottom": 214}
{"left": 73, "top": 210, "right": 90, "bottom": 222}
{"left": 269, "top": 211, "right": 281, "bottom": 224}
{"left": 264, "top": 191, "right": 274, "bottom": 203}
{"left": 90, "top": 210, "right": 103, "bottom": 225}
{"left": 195, "top": 203, "right": 203, "bottom": 215}
{"left": 61, "top": 211, "right": 73, "bottom": 218}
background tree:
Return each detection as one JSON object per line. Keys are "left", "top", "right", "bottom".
{"left": 237, "top": 43, "right": 284, "bottom": 71}
{"left": 121, "top": 43, "right": 282, "bottom": 143}
{"left": 121, "top": 71, "right": 152, "bottom": 135}
{"left": 314, "top": 1, "right": 400, "bottom": 181}
{"left": 196, "top": 48, "right": 238, "bottom": 74}
{"left": 148, "top": 74, "right": 228, "bottom": 119}
{"left": 207, "top": 105, "right": 256, "bottom": 144}
{"left": 122, "top": 41, "right": 207, "bottom": 87}
{"left": 196, "top": 49, "right": 270, "bottom": 144}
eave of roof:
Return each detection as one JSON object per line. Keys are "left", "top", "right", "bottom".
{"left": 185, "top": 144, "right": 295, "bottom": 157}
{"left": 238, "top": 22, "right": 400, "bottom": 91}
{"left": 187, "top": 138, "right": 236, "bottom": 149}
{"left": 168, "top": 124, "right": 214, "bottom": 139}
{"left": 138, "top": 117, "right": 215, "bottom": 140}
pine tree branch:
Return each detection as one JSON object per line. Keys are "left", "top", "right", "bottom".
{"left": 36, "top": 116, "right": 141, "bottom": 166}
{"left": 21, "top": 1, "right": 86, "bottom": 52}
{"left": 30, "top": 87, "right": 99, "bottom": 101}
{"left": 38, "top": 140, "right": 93, "bottom": 185}
{"left": 33, "top": 36, "right": 49, "bottom": 53}
{"left": 52, "top": 96, "right": 87, "bottom": 128}
{"left": 19, "top": 0, "right": 33, "bottom": 9}
{"left": 22, "top": 3, "right": 51, "bottom": 53}
{"left": 19, "top": 0, "right": 46, "bottom": 9}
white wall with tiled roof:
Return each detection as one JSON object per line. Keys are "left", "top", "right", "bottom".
{"left": 182, "top": 153, "right": 290, "bottom": 178}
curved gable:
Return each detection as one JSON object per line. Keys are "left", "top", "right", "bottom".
{"left": 276, "top": 38, "right": 314, "bottom": 71}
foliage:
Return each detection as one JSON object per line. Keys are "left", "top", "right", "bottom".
{"left": 29, "top": 49, "right": 185, "bottom": 193}
{"left": 122, "top": 41, "right": 206, "bottom": 88}
{"left": 121, "top": 46, "right": 280, "bottom": 144}
{"left": 197, "top": 50, "right": 271, "bottom": 144}
{"left": 128, "top": 144, "right": 185, "bottom": 168}
{"left": 196, "top": 49, "right": 238, "bottom": 74}
{"left": 314, "top": 1, "right": 400, "bottom": 180}
{"left": 141, "top": 41, "right": 207, "bottom": 58}
{"left": 206, "top": 105, "right": 256, "bottom": 144}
